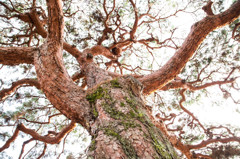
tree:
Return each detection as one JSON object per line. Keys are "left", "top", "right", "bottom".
{"left": 0, "top": 0, "right": 240, "bottom": 158}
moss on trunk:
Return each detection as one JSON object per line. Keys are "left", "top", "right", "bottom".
{"left": 86, "top": 76, "right": 178, "bottom": 159}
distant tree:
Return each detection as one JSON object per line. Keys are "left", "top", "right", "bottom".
{"left": 0, "top": 0, "right": 240, "bottom": 158}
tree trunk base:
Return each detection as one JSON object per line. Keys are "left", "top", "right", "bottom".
{"left": 86, "top": 76, "right": 178, "bottom": 159}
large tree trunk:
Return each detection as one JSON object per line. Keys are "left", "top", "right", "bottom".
{"left": 86, "top": 76, "right": 178, "bottom": 158}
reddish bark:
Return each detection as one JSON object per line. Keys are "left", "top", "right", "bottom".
{"left": 87, "top": 76, "right": 178, "bottom": 158}
{"left": 0, "top": 47, "right": 35, "bottom": 65}
{"left": 0, "top": 121, "right": 76, "bottom": 152}
{"left": 34, "top": 0, "right": 91, "bottom": 128}
{"left": 139, "top": 0, "right": 240, "bottom": 94}
{"left": 0, "top": 78, "right": 40, "bottom": 100}
{"left": 0, "top": 0, "right": 240, "bottom": 158}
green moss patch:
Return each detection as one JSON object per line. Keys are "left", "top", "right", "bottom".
{"left": 104, "top": 128, "right": 138, "bottom": 158}
{"left": 86, "top": 87, "right": 105, "bottom": 103}
{"left": 89, "top": 139, "right": 97, "bottom": 151}
{"left": 110, "top": 79, "right": 122, "bottom": 88}
{"left": 102, "top": 102, "right": 126, "bottom": 120}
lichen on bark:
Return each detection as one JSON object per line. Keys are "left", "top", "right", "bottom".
{"left": 86, "top": 76, "right": 178, "bottom": 159}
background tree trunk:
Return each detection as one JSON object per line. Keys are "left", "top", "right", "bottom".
{"left": 86, "top": 76, "right": 178, "bottom": 158}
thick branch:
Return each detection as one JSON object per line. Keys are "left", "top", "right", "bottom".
{"left": 34, "top": 0, "right": 91, "bottom": 128}
{"left": 0, "top": 47, "right": 35, "bottom": 65}
{"left": 28, "top": 9, "right": 47, "bottom": 38}
{"left": 0, "top": 42, "right": 84, "bottom": 66}
{"left": 140, "top": 0, "right": 240, "bottom": 94}
{"left": 63, "top": 42, "right": 82, "bottom": 58}
{"left": 46, "top": 0, "right": 64, "bottom": 43}
{"left": 129, "top": 0, "right": 138, "bottom": 40}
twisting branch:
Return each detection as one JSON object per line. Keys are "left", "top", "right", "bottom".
{"left": 19, "top": 113, "right": 62, "bottom": 125}
{"left": 0, "top": 78, "right": 40, "bottom": 101}
{"left": 179, "top": 89, "right": 206, "bottom": 132}
{"left": 140, "top": 1, "right": 240, "bottom": 94}
{"left": 161, "top": 78, "right": 237, "bottom": 91}
{"left": 18, "top": 138, "right": 35, "bottom": 159}
{"left": 0, "top": 121, "right": 76, "bottom": 152}
{"left": 188, "top": 137, "right": 240, "bottom": 150}
{"left": 129, "top": 0, "right": 138, "bottom": 40}
{"left": 18, "top": 121, "right": 76, "bottom": 144}
{"left": 37, "top": 143, "right": 47, "bottom": 159}
{"left": 97, "top": 0, "right": 116, "bottom": 45}
{"left": 0, "top": 124, "right": 20, "bottom": 152}
{"left": 232, "top": 22, "right": 240, "bottom": 41}
{"left": 0, "top": 70, "right": 85, "bottom": 101}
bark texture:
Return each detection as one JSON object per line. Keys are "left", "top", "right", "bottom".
{"left": 0, "top": 47, "right": 35, "bottom": 65}
{"left": 34, "top": 0, "right": 92, "bottom": 128}
{"left": 140, "top": 0, "right": 240, "bottom": 94}
{"left": 1, "top": 0, "right": 240, "bottom": 158}
{"left": 86, "top": 76, "right": 178, "bottom": 159}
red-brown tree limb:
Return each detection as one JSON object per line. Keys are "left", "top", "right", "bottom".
{"left": 0, "top": 71, "right": 84, "bottom": 101}
{"left": 0, "top": 47, "right": 35, "bottom": 65}
{"left": 97, "top": 0, "right": 116, "bottom": 45}
{"left": 19, "top": 113, "right": 62, "bottom": 125}
{"left": 0, "top": 121, "right": 76, "bottom": 152}
{"left": 18, "top": 138, "right": 35, "bottom": 159}
{"left": 37, "top": 143, "right": 47, "bottom": 159}
{"left": 161, "top": 78, "right": 237, "bottom": 91}
{"left": 0, "top": 1, "right": 47, "bottom": 38}
{"left": 139, "top": 0, "right": 240, "bottom": 94}
{"left": 0, "top": 3, "right": 81, "bottom": 60}
{"left": 129, "top": 0, "right": 139, "bottom": 40}
{"left": 28, "top": 8, "right": 48, "bottom": 38}
{"left": 34, "top": 0, "right": 92, "bottom": 128}
{"left": 179, "top": 89, "right": 206, "bottom": 132}
{"left": 63, "top": 42, "right": 82, "bottom": 58}
{"left": 0, "top": 78, "right": 40, "bottom": 101}
{"left": 0, "top": 124, "right": 20, "bottom": 152}
{"left": 17, "top": 121, "right": 76, "bottom": 144}
{"left": 188, "top": 137, "right": 240, "bottom": 150}
{"left": 202, "top": 1, "right": 214, "bottom": 16}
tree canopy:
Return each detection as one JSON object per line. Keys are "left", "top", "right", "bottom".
{"left": 0, "top": 0, "right": 240, "bottom": 158}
